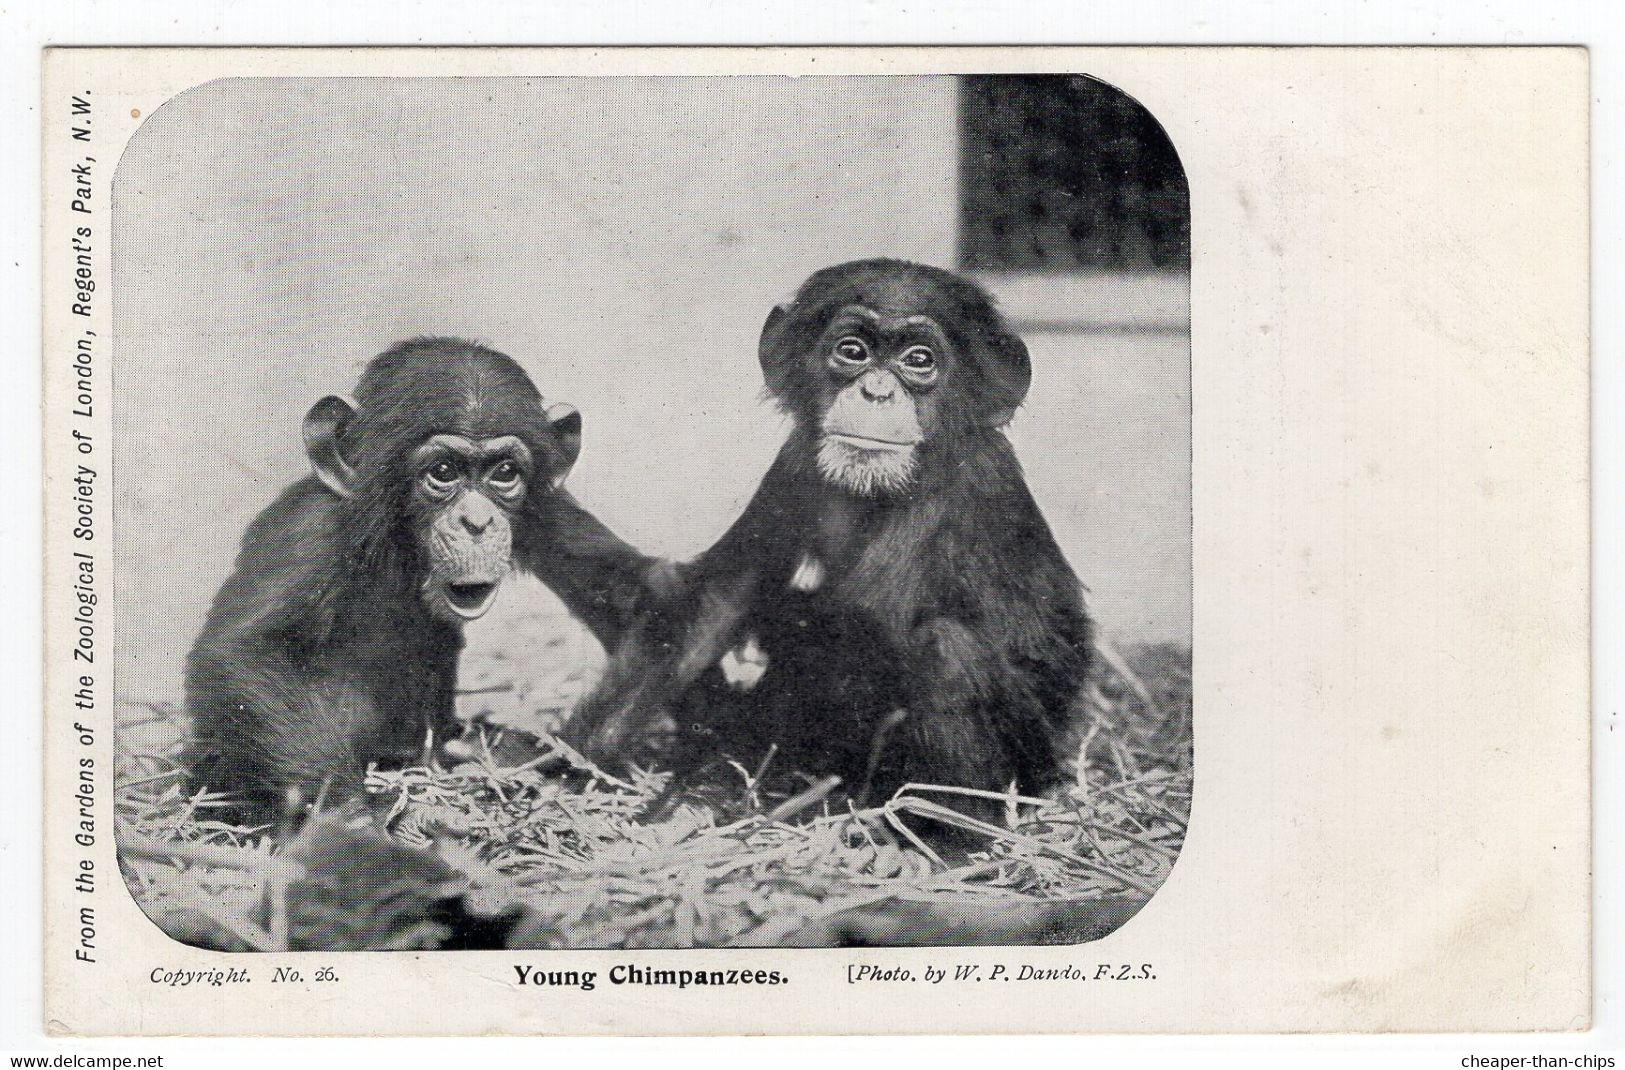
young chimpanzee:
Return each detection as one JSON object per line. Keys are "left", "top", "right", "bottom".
{"left": 185, "top": 337, "right": 659, "bottom": 823}
{"left": 567, "top": 260, "right": 1093, "bottom": 822}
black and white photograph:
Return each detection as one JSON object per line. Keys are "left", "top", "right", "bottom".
{"left": 34, "top": 43, "right": 1593, "bottom": 1041}
{"left": 107, "top": 73, "right": 1192, "bottom": 951}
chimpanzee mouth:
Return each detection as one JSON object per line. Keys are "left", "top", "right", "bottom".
{"left": 817, "top": 435, "right": 919, "bottom": 496}
{"left": 826, "top": 432, "right": 919, "bottom": 451}
{"left": 443, "top": 580, "right": 501, "bottom": 620}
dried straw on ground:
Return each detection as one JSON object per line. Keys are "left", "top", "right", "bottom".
{"left": 116, "top": 635, "right": 1190, "bottom": 951}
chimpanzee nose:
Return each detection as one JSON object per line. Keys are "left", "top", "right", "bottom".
{"left": 860, "top": 370, "right": 896, "bottom": 402}
{"left": 460, "top": 496, "right": 497, "bottom": 537}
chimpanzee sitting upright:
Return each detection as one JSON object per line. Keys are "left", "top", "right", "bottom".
{"left": 567, "top": 260, "right": 1093, "bottom": 820}
{"left": 185, "top": 338, "right": 658, "bottom": 822}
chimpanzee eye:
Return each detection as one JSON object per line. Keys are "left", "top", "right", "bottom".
{"left": 832, "top": 337, "right": 870, "bottom": 364}
{"left": 487, "top": 460, "right": 524, "bottom": 492}
{"left": 900, "top": 346, "right": 936, "bottom": 373}
{"left": 422, "top": 460, "right": 460, "bottom": 490}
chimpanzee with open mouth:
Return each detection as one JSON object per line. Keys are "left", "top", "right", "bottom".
{"left": 183, "top": 337, "right": 658, "bottom": 823}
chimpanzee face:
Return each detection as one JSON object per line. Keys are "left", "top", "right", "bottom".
{"left": 300, "top": 341, "right": 583, "bottom": 626}
{"left": 811, "top": 305, "right": 949, "bottom": 496}
{"left": 758, "top": 260, "right": 1032, "bottom": 500}
{"left": 406, "top": 433, "right": 534, "bottom": 622}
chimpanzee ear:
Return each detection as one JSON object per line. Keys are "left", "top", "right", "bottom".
{"left": 757, "top": 303, "right": 791, "bottom": 394}
{"left": 545, "top": 402, "right": 582, "bottom": 488}
{"left": 982, "top": 330, "right": 1033, "bottom": 428}
{"left": 302, "top": 395, "right": 360, "bottom": 499}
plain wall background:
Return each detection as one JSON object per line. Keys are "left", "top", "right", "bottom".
{"left": 112, "top": 76, "right": 1191, "bottom": 702}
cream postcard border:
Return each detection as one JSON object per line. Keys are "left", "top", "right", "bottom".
{"left": 41, "top": 46, "right": 1589, "bottom": 1036}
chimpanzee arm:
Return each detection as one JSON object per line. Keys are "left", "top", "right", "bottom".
{"left": 563, "top": 566, "right": 759, "bottom": 759}
{"left": 904, "top": 589, "right": 1090, "bottom": 800}
{"left": 515, "top": 488, "right": 676, "bottom": 650}
{"left": 561, "top": 453, "right": 809, "bottom": 761}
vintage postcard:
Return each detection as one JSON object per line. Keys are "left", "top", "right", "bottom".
{"left": 40, "top": 47, "right": 1588, "bottom": 1036}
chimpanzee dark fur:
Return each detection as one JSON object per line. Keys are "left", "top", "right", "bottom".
{"left": 184, "top": 338, "right": 655, "bottom": 822}
{"left": 569, "top": 261, "right": 1092, "bottom": 820}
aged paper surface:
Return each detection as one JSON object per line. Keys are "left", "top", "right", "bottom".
{"left": 40, "top": 46, "right": 1588, "bottom": 1035}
